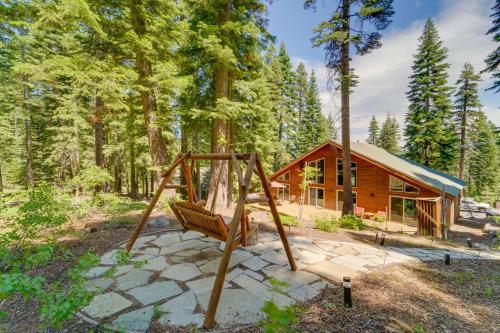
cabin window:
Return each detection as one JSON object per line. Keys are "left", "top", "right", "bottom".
{"left": 278, "top": 172, "right": 290, "bottom": 181}
{"left": 336, "top": 159, "right": 357, "bottom": 187}
{"left": 390, "top": 175, "right": 420, "bottom": 194}
{"left": 308, "top": 187, "right": 324, "bottom": 207}
{"left": 307, "top": 159, "right": 324, "bottom": 184}
{"left": 278, "top": 185, "right": 290, "bottom": 201}
{"left": 337, "top": 190, "right": 357, "bottom": 210}
{"left": 389, "top": 176, "right": 403, "bottom": 192}
{"left": 404, "top": 183, "right": 420, "bottom": 194}
{"left": 390, "top": 197, "right": 417, "bottom": 226}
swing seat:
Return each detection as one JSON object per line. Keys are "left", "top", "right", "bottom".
{"left": 170, "top": 201, "right": 257, "bottom": 246}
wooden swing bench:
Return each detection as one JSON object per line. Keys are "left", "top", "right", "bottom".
{"left": 170, "top": 200, "right": 258, "bottom": 247}
{"left": 124, "top": 151, "right": 296, "bottom": 329}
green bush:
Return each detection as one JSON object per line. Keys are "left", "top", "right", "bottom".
{"left": 373, "top": 214, "right": 386, "bottom": 223}
{"left": 339, "top": 215, "right": 363, "bottom": 230}
{"left": 0, "top": 185, "right": 68, "bottom": 248}
{"left": 269, "top": 213, "right": 299, "bottom": 228}
{"left": 67, "top": 166, "right": 113, "bottom": 194}
{"left": 93, "top": 193, "right": 147, "bottom": 216}
{"left": 258, "top": 278, "right": 300, "bottom": 333}
{"left": 314, "top": 215, "right": 338, "bottom": 232}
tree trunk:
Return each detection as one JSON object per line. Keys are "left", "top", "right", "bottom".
{"left": 207, "top": 0, "right": 232, "bottom": 211}
{"left": 130, "top": 139, "right": 138, "bottom": 198}
{"left": 93, "top": 92, "right": 105, "bottom": 192}
{"left": 341, "top": 0, "right": 353, "bottom": 215}
{"left": 130, "top": 0, "right": 168, "bottom": 187}
{"left": 23, "top": 85, "right": 34, "bottom": 188}
{"left": 458, "top": 91, "right": 468, "bottom": 180}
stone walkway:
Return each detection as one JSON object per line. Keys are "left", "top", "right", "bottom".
{"left": 80, "top": 230, "right": 499, "bottom": 332}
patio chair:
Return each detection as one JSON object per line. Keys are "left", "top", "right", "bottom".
{"left": 377, "top": 210, "right": 387, "bottom": 217}
{"left": 354, "top": 206, "right": 365, "bottom": 218}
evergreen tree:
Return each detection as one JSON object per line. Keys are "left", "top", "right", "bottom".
{"left": 453, "top": 63, "right": 481, "bottom": 180}
{"left": 467, "top": 111, "right": 498, "bottom": 199}
{"left": 277, "top": 42, "right": 299, "bottom": 160}
{"left": 404, "top": 19, "right": 458, "bottom": 172}
{"left": 366, "top": 115, "right": 379, "bottom": 145}
{"left": 378, "top": 116, "right": 400, "bottom": 154}
{"left": 306, "top": 0, "right": 394, "bottom": 215}
{"left": 295, "top": 62, "right": 309, "bottom": 154}
{"left": 305, "top": 70, "right": 328, "bottom": 147}
{"left": 483, "top": 0, "right": 499, "bottom": 93}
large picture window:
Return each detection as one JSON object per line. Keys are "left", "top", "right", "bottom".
{"left": 390, "top": 197, "right": 417, "bottom": 226}
{"left": 308, "top": 187, "right": 324, "bottom": 207}
{"left": 278, "top": 172, "right": 290, "bottom": 181}
{"left": 307, "top": 159, "right": 324, "bottom": 184}
{"left": 278, "top": 185, "right": 290, "bottom": 201}
{"left": 390, "top": 175, "right": 420, "bottom": 194}
{"left": 336, "top": 159, "right": 357, "bottom": 187}
{"left": 336, "top": 190, "right": 357, "bottom": 211}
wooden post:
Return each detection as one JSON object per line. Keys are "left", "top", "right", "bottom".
{"left": 181, "top": 160, "right": 195, "bottom": 203}
{"left": 434, "top": 199, "right": 442, "bottom": 238}
{"left": 125, "top": 153, "right": 189, "bottom": 252}
{"left": 255, "top": 156, "right": 297, "bottom": 272}
{"left": 203, "top": 153, "right": 256, "bottom": 328}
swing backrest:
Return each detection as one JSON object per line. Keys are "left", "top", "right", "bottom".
{"left": 170, "top": 201, "right": 229, "bottom": 241}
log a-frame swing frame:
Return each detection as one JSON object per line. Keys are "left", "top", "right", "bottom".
{"left": 125, "top": 151, "right": 297, "bottom": 328}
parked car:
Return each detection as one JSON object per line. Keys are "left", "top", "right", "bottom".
{"left": 460, "top": 197, "right": 491, "bottom": 212}
{"left": 485, "top": 208, "right": 500, "bottom": 217}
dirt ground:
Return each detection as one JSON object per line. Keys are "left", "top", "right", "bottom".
{"left": 1, "top": 209, "right": 498, "bottom": 333}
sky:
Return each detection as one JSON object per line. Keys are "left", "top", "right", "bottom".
{"left": 266, "top": 0, "right": 499, "bottom": 142}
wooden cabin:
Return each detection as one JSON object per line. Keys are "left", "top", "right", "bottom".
{"left": 269, "top": 141, "right": 465, "bottom": 237}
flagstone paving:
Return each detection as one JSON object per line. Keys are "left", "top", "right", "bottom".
{"left": 80, "top": 230, "right": 499, "bottom": 332}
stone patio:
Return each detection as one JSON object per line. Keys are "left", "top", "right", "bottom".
{"left": 80, "top": 230, "right": 499, "bottom": 332}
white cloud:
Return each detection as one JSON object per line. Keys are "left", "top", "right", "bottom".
{"left": 293, "top": 0, "right": 499, "bottom": 142}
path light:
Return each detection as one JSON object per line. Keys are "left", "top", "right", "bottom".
{"left": 374, "top": 232, "right": 379, "bottom": 244}
{"left": 467, "top": 238, "right": 472, "bottom": 248}
{"left": 380, "top": 233, "right": 386, "bottom": 246}
{"left": 444, "top": 250, "right": 450, "bottom": 265}
{"left": 343, "top": 276, "right": 352, "bottom": 308}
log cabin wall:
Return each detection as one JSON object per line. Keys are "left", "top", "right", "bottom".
{"left": 271, "top": 143, "right": 455, "bottom": 225}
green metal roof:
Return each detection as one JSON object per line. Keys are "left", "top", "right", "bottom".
{"left": 346, "top": 141, "right": 465, "bottom": 197}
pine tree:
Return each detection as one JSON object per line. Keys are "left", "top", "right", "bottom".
{"left": 295, "top": 62, "right": 309, "bottom": 154}
{"left": 366, "top": 115, "right": 379, "bottom": 145}
{"left": 483, "top": 0, "right": 499, "bottom": 93}
{"left": 277, "top": 42, "right": 298, "bottom": 160}
{"left": 404, "top": 19, "right": 458, "bottom": 172}
{"left": 454, "top": 63, "right": 481, "bottom": 180}
{"left": 306, "top": 0, "right": 394, "bottom": 215}
{"left": 306, "top": 70, "right": 328, "bottom": 147}
{"left": 467, "top": 111, "right": 498, "bottom": 199}
{"left": 378, "top": 116, "right": 401, "bottom": 154}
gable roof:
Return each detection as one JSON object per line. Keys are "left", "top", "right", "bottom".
{"left": 271, "top": 140, "right": 465, "bottom": 197}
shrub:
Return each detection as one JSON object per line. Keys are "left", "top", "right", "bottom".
{"left": 1, "top": 185, "right": 68, "bottom": 249}
{"left": 258, "top": 278, "right": 300, "bottom": 333}
{"left": 67, "top": 166, "right": 113, "bottom": 194}
{"left": 93, "top": 193, "right": 147, "bottom": 216}
{"left": 269, "top": 213, "right": 299, "bottom": 229}
{"left": 374, "top": 214, "right": 386, "bottom": 223}
{"left": 314, "top": 215, "right": 338, "bottom": 232}
{"left": 339, "top": 215, "right": 363, "bottom": 230}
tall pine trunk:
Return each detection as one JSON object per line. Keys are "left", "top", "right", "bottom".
{"left": 341, "top": 0, "right": 353, "bottom": 215}
{"left": 207, "top": 0, "right": 232, "bottom": 211}
{"left": 130, "top": 0, "right": 168, "bottom": 187}
{"left": 458, "top": 95, "right": 467, "bottom": 180}
{"left": 93, "top": 92, "right": 105, "bottom": 192}
{"left": 130, "top": 139, "right": 138, "bottom": 198}
{"left": 23, "top": 84, "right": 34, "bottom": 188}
